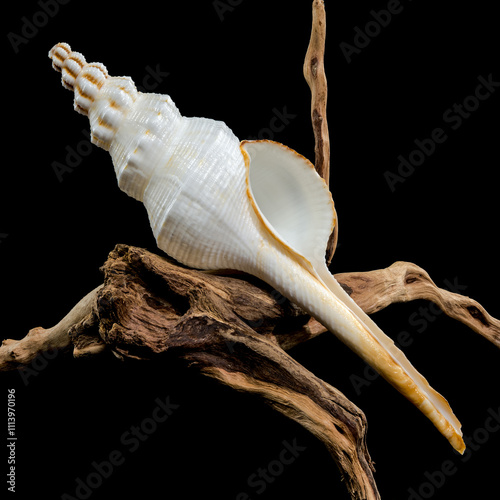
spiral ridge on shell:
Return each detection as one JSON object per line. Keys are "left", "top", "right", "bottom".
{"left": 48, "top": 42, "right": 138, "bottom": 150}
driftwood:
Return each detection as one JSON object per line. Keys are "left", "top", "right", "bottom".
{"left": 2, "top": 245, "right": 499, "bottom": 500}
{"left": 1, "top": 2, "right": 499, "bottom": 499}
{"left": 2, "top": 249, "right": 498, "bottom": 371}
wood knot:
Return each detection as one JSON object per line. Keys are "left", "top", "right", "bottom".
{"left": 311, "top": 56, "right": 318, "bottom": 77}
{"left": 405, "top": 273, "right": 422, "bottom": 285}
{"left": 466, "top": 305, "right": 489, "bottom": 326}
{"left": 339, "top": 282, "right": 354, "bottom": 296}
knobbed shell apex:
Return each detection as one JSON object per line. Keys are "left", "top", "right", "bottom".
{"left": 48, "top": 42, "right": 465, "bottom": 454}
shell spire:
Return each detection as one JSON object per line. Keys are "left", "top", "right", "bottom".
{"left": 48, "top": 42, "right": 138, "bottom": 150}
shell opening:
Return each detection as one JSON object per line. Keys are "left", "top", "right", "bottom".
{"left": 242, "top": 140, "right": 335, "bottom": 263}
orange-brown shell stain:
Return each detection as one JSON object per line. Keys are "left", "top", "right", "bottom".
{"left": 50, "top": 45, "right": 70, "bottom": 70}
{"left": 81, "top": 65, "right": 107, "bottom": 86}
{"left": 97, "top": 117, "right": 114, "bottom": 130}
{"left": 64, "top": 56, "right": 85, "bottom": 79}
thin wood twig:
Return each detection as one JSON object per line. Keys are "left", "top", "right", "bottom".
{"left": 304, "top": 0, "right": 330, "bottom": 182}
{"left": 303, "top": 0, "right": 338, "bottom": 263}
{"left": 336, "top": 261, "right": 500, "bottom": 347}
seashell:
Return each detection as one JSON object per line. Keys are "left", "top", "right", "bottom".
{"left": 48, "top": 42, "right": 465, "bottom": 453}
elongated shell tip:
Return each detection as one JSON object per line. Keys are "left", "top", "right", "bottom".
{"left": 49, "top": 42, "right": 86, "bottom": 91}
{"left": 49, "top": 42, "right": 109, "bottom": 116}
{"left": 48, "top": 42, "right": 71, "bottom": 71}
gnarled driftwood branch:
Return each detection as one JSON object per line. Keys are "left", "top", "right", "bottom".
{"left": 2, "top": 245, "right": 499, "bottom": 499}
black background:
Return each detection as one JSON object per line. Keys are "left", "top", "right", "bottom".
{"left": 2, "top": 1, "right": 499, "bottom": 499}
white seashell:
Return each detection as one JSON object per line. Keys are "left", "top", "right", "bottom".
{"left": 48, "top": 42, "right": 465, "bottom": 453}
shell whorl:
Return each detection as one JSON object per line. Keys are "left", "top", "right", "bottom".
{"left": 49, "top": 42, "right": 138, "bottom": 150}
